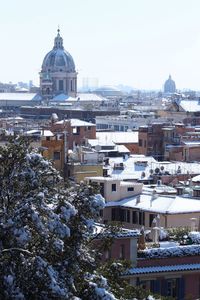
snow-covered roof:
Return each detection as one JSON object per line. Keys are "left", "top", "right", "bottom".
{"left": 25, "top": 129, "right": 54, "bottom": 137}
{"left": 52, "top": 93, "right": 105, "bottom": 102}
{"left": 182, "top": 141, "right": 200, "bottom": 146}
{"left": 93, "top": 223, "right": 140, "bottom": 239}
{"left": 96, "top": 131, "right": 138, "bottom": 144}
{"left": 77, "top": 93, "right": 105, "bottom": 101}
{"left": 86, "top": 176, "right": 125, "bottom": 182}
{"left": 189, "top": 231, "right": 200, "bottom": 244}
{"left": 105, "top": 193, "right": 200, "bottom": 214}
{"left": 126, "top": 263, "right": 200, "bottom": 275}
{"left": 55, "top": 119, "right": 96, "bottom": 127}
{"left": 5, "top": 116, "right": 24, "bottom": 121}
{"left": 88, "top": 139, "right": 115, "bottom": 147}
{"left": 52, "top": 94, "right": 76, "bottom": 101}
{"left": 178, "top": 99, "right": 200, "bottom": 112}
{"left": 107, "top": 155, "right": 200, "bottom": 180}
{"left": 0, "top": 93, "right": 41, "bottom": 101}
{"left": 116, "top": 145, "right": 130, "bottom": 153}
{"left": 138, "top": 244, "right": 200, "bottom": 259}
{"left": 98, "top": 146, "right": 130, "bottom": 154}
{"left": 192, "top": 175, "right": 200, "bottom": 182}
{"left": 143, "top": 185, "right": 177, "bottom": 194}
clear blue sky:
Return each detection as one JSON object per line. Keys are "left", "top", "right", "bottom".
{"left": 2, "top": 0, "right": 200, "bottom": 90}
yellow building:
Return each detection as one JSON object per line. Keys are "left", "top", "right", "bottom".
{"left": 67, "top": 163, "right": 103, "bottom": 183}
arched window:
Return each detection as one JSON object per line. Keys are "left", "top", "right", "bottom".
{"left": 71, "top": 80, "right": 73, "bottom": 91}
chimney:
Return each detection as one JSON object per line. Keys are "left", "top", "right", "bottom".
{"left": 150, "top": 190, "right": 157, "bottom": 207}
{"left": 136, "top": 195, "right": 140, "bottom": 204}
{"left": 176, "top": 186, "right": 184, "bottom": 195}
{"left": 151, "top": 227, "right": 160, "bottom": 244}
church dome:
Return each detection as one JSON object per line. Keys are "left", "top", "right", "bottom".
{"left": 41, "top": 29, "right": 75, "bottom": 73}
{"left": 164, "top": 75, "right": 176, "bottom": 93}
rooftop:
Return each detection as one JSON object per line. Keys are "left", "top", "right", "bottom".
{"left": 176, "top": 99, "right": 200, "bottom": 112}
{"left": 106, "top": 155, "right": 200, "bottom": 179}
{"left": 55, "top": 118, "right": 96, "bottom": 127}
{"left": 125, "top": 263, "right": 200, "bottom": 275}
{"left": 0, "top": 93, "right": 41, "bottom": 101}
{"left": 96, "top": 131, "right": 138, "bottom": 144}
{"left": 105, "top": 192, "right": 200, "bottom": 214}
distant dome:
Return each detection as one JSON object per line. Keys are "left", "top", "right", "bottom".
{"left": 41, "top": 29, "right": 75, "bottom": 73}
{"left": 164, "top": 75, "right": 176, "bottom": 93}
{"left": 94, "top": 86, "right": 123, "bottom": 97}
{"left": 95, "top": 86, "right": 121, "bottom": 92}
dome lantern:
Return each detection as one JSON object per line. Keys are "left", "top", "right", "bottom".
{"left": 54, "top": 28, "right": 64, "bottom": 50}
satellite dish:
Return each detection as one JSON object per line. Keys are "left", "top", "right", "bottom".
{"left": 95, "top": 145, "right": 101, "bottom": 152}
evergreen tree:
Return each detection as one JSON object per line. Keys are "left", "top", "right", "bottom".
{"left": 0, "top": 139, "right": 116, "bottom": 299}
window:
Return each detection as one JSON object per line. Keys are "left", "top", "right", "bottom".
{"left": 59, "top": 80, "right": 64, "bottom": 91}
{"left": 71, "top": 80, "right": 73, "bottom": 91}
{"left": 114, "top": 125, "right": 119, "bottom": 131}
{"left": 120, "top": 209, "right": 126, "bottom": 222}
{"left": 100, "top": 183, "right": 104, "bottom": 197}
{"left": 127, "top": 210, "right": 130, "bottom": 222}
{"left": 127, "top": 187, "right": 134, "bottom": 192}
{"left": 72, "top": 127, "right": 80, "bottom": 135}
{"left": 112, "top": 208, "right": 130, "bottom": 222}
{"left": 139, "top": 139, "right": 143, "bottom": 147}
{"left": 167, "top": 279, "right": 178, "bottom": 298}
{"left": 149, "top": 213, "right": 156, "bottom": 227}
{"left": 112, "top": 208, "right": 116, "bottom": 221}
{"left": 139, "top": 211, "right": 145, "bottom": 225}
{"left": 132, "top": 211, "right": 138, "bottom": 224}
{"left": 46, "top": 136, "right": 50, "bottom": 141}
{"left": 144, "top": 140, "right": 147, "bottom": 148}
{"left": 53, "top": 151, "right": 61, "bottom": 160}
{"left": 120, "top": 209, "right": 130, "bottom": 223}
{"left": 105, "top": 249, "right": 111, "bottom": 260}
{"left": 119, "top": 244, "right": 125, "bottom": 259}
{"left": 112, "top": 183, "right": 116, "bottom": 192}
{"left": 139, "top": 280, "right": 151, "bottom": 290}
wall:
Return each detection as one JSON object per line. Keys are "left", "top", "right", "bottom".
{"left": 137, "top": 255, "right": 200, "bottom": 267}
{"left": 68, "top": 164, "right": 103, "bottom": 183}
{"left": 138, "top": 131, "right": 148, "bottom": 155}
{"left": 42, "top": 139, "right": 64, "bottom": 172}
{"left": 166, "top": 212, "right": 200, "bottom": 228}
{"left": 96, "top": 237, "right": 137, "bottom": 266}
{"left": 101, "top": 180, "right": 142, "bottom": 202}
{"left": 118, "top": 143, "right": 139, "bottom": 154}
{"left": 184, "top": 274, "right": 200, "bottom": 300}
{"left": 51, "top": 121, "right": 96, "bottom": 149}
{"left": 187, "top": 146, "right": 200, "bottom": 162}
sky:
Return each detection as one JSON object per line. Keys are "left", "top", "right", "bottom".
{"left": 2, "top": 0, "right": 200, "bottom": 90}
